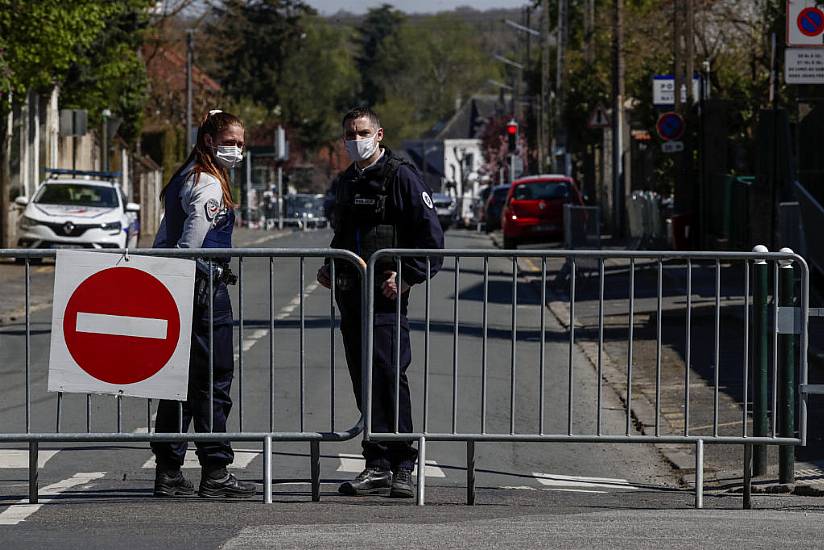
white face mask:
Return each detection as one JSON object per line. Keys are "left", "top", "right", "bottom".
{"left": 345, "top": 132, "right": 379, "bottom": 162}
{"left": 214, "top": 145, "right": 244, "bottom": 169}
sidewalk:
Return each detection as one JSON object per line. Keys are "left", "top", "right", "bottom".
{"left": 488, "top": 230, "right": 824, "bottom": 496}
{"left": 0, "top": 227, "right": 292, "bottom": 325}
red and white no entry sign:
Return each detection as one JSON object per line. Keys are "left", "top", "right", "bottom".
{"left": 48, "top": 250, "right": 195, "bottom": 400}
{"left": 63, "top": 267, "right": 180, "bottom": 384}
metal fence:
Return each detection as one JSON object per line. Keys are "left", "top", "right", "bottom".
{"left": 0, "top": 247, "right": 367, "bottom": 505}
{"left": 366, "top": 248, "right": 810, "bottom": 508}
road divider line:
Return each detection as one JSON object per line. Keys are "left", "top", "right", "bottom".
{"left": 532, "top": 472, "right": 638, "bottom": 491}
{"left": 0, "top": 449, "right": 60, "bottom": 469}
{"left": 0, "top": 472, "right": 105, "bottom": 525}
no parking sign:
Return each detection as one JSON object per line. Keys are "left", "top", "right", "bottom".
{"left": 48, "top": 250, "right": 195, "bottom": 400}
{"left": 788, "top": 1, "right": 824, "bottom": 47}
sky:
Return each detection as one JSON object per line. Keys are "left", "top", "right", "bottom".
{"left": 304, "top": 0, "right": 529, "bottom": 15}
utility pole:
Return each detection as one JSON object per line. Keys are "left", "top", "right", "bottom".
{"left": 612, "top": 0, "right": 625, "bottom": 236}
{"left": 541, "top": 0, "right": 551, "bottom": 173}
{"left": 555, "top": 0, "right": 568, "bottom": 172}
{"left": 186, "top": 30, "right": 194, "bottom": 153}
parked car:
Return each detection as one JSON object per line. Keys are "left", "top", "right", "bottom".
{"left": 15, "top": 169, "right": 140, "bottom": 251}
{"left": 431, "top": 192, "right": 457, "bottom": 230}
{"left": 484, "top": 184, "right": 511, "bottom": 233}
{"left": 284, "top": 193, "right": 327, "bottom": 229}
{"left": 500, "top": 175, "right": 583, "bottom": 249}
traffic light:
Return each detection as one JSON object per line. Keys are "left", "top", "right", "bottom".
{"left": 506, "top": 119, "right": 518, "bottom": 153}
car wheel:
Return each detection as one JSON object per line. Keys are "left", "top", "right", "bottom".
{"left": 503, "top": 236, "right": 517, "bottom": 249}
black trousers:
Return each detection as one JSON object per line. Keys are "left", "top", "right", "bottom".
{"left": 337, "top": 289, "right": 417, "bottom": 471}
{"left": 151, "top": 283, "right": 235, "bottom": 470}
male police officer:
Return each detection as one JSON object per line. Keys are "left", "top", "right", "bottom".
{"left": 317, "top": 107, "right": 444, "bottom": 498}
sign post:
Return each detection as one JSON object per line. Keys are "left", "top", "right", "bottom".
{"left": 48, "top": 250, "right": 195, "bottom": 400}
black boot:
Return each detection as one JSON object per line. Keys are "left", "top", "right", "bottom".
{"left": 154, "top": 467, "right": 195, "bottom": 497}
{"left": 198, "top": 466, "right": 257, "bottom": 499}
{"left": 338, "top": 467, "right": 392, "bottom": 496}
{"left": 390, "top": 468, "right": 414, "bottom": 498}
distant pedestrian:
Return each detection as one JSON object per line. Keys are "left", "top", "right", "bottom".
{"left": 317, "top": 107, "right": 444, "bottom": 497}
{"left": 151, "top": 109, "right": 256, "bottom": 499}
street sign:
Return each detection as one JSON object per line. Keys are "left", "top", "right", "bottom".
{"left": 48, "top": 250, "right": 195, "bottom": 400}
{"left": 662, "top": 140, "right": 684, "bottom": 154}
{"left": 653, "top": 74, "right": 701, "bottom": 107}
{"left": 788, "top": 1, "right": 824, "bottom": 46}
{"left": 786, "top": 48, "right": 824, "bottom": 83}
{"left": 587, "top": 105, "right": 610, "bottom": 129}
{"left": 656, "top": 112, "right": 686, "bottom": 142}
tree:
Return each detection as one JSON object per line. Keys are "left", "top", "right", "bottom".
{"left": 0, "top": 1, "right": 118, "bottom": 245}
{"left": 355, "top": 4, "right": 405, "bottom": 107}
{"left": 279, "top": 15, "right": 360, "bottom": 151}
{"left": 204, "top": 0, "right": 315, "bottom": 111}
{"left": 371, "top": 14, "right": 501, "bottom": 146}
{"left": 60, "top": 0, "right": 153, "bottom": 144}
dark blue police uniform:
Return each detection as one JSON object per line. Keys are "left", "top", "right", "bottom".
{"left": 331, "top": 147, "right": 444, "bottom": 472}
{"left": 151, "top": 167, "right": 236, "bottom": 471}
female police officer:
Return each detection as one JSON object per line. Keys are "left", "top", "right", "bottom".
{"left": 150, "top": 110, "right": 256, "bottom": 499}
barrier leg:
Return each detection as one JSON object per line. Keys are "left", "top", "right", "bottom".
{"left": 695, "top": 439, "right": 704, "bottom": 509}
{"left": 263, "top": 436, "right": 272, "bottom": 504}
{"left": 416, "top": 436, "right": 426, "bottom": 506}
{"left": 28, "top": 441, "right": 38, "bottom": 504}
{"left": 466, "top": 441, "right": 475, "bottom": 506}
{"left": 743, "top": 443, "right": 752, "bottom": 510}
{"left": 310, "top": 441, "right": 320, "bottom": 502}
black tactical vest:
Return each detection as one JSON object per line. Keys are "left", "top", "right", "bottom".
{"left": 334, "top": 151, "right": 411, "bottom": 274}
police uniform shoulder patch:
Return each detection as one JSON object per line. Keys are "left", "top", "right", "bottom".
{"left": 422, "top": 192, "right": 433, "bottom": 209}
{"left": 205, "top": 198, "right": 220, "bottom": 220}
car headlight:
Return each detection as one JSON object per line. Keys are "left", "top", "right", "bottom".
{"left": 100, "top": 221, "right": 122, "bottom": 232}
{"left": 19, "top": 215, "right": 40, "bottom": 229}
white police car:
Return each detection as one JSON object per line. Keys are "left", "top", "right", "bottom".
{"left": 15, "top": 169, "right": 140, "bottom": 250}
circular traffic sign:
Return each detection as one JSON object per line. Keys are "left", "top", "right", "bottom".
{"left": 798, "top": 7, "right": 824, "bottom": 37}
{"left": 656, "top": 112, "right": 685, "bottom": 142}
{"left": 63, "top": 267, "right": 181, "bottom": 385}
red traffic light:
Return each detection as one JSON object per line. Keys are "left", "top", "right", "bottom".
{"left": 506, "top": 121, "right": 518, "bottom": 135}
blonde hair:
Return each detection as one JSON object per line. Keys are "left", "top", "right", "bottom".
{"left": 161, "top": 110, "right": 244, "bottom": 208}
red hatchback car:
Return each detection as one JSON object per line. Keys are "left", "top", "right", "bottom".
{"left": 501, "top": 175, "right": 583, "bottom": 249}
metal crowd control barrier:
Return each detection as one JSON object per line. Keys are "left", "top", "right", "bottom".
{"left": 366, "top": 248, "right": 809, "bottom": 508}
{"left": 0, "top": 247, "right": 367, "bottom": 504}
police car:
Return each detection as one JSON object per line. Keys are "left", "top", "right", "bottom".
{"left": 15, "top": 169, "right": 140, "bottom": 250}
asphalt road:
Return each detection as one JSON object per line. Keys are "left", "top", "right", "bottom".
{"left": 1, "top": 228, "right": 823, "bottom": 548}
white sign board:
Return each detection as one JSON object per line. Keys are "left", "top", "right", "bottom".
{"left": 653, "top": 76, "right": 701, "bottom": 107}
{"left": 48, "top": 250, "right": 195, "bottom": 400}
{"left": 786, "top": 48, "right": 824, "bottom": 83}
{"left": 787, "top": 0, "right": 824, "bottom": 47}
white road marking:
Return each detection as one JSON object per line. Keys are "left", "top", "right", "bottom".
{"left": 532, "top": 472, "right": 638, "bottom": 491}
{"left": 0, "top": 450, "right": 60, "bottom": 469}
{"left": 335, "top": 453, "right": 446, "bottom": 478}
{"left": 141, "top": 448, "right": 260, "bottom": 469}
{"left": 0, "top": 472, "right": 105, "bottom": 525}
{"left": 234, "top": 282, "right": 321, "bottom": 360}
{"left": 76, "top": 312, "right": 167, "bottom": 339}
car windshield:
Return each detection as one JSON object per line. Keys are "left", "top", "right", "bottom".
{"left": 35, "top": 183, "right": 119, "bottom": 208}
{"left": 513, "top": 181, "right": 571, "bottom": 201}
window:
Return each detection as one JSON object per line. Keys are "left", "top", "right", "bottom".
{"left": 513, "top": 181, "right": 571, "bottom": 201}
{"left": 35, "top": 184, "right": 119, "bottom": 208}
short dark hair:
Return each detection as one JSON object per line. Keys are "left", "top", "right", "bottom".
{"left": 342, "top": 107, "right": 380, "bottom": 130}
